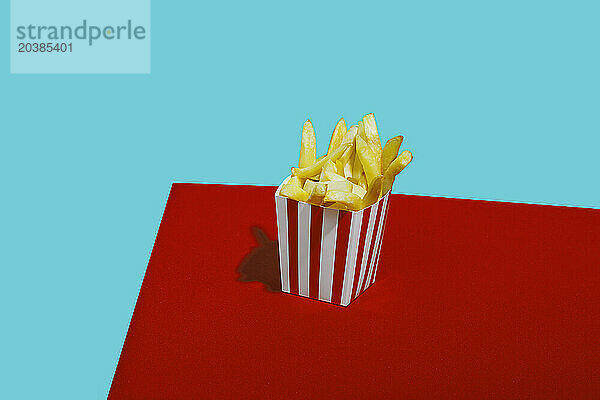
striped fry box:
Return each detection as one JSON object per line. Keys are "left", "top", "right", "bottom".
{"left": 275, "top": 178, "right": 391, "bottom": 306}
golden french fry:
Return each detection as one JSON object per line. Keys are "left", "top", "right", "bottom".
{"left": 339, "top": 142, "right": 354, "bottom": 166}
{"left": 288, "top": 175, "right": 305, "bottom": 188}
{"left": 316, "top": 154, "right": 326, "bottom": 162}
{"left": 335, "top": 159, "right": 345, "bottom": 175}
{"left": 355, "top": 135, "right": 380, "bottom": 185}
{"left": 318, "top": 168, "right": 326, "bottom": 181}
{"left": 323, "top": 190, "right": 363, "bottom": 211}
{"left": 348, "top": 173, "right": 366, "bottom": 190}
{"left": 362, "top": 113, "right": 383, "bottom": 156}
{"left": 299, "top": 120, "right": 316, "bottom": 168}
{"left": 292, "top": 143, "right": 351, "bottom": 179}
{"left": 338, "top": 135, "right": 355, "bottom": 180}
{"left": 303, "top": 179, "right": 317, "bottom": 193}
{"left": 381, "top": 135, "right": 404, "bottom": 173}
{"left": 352, "top": 150, "right": 363, "bottom": 180}
{"left": 288, "top": 176, "right": 301, "bottom": 186}
{"left": 362, "top": 175, "right": 382, "bottom": 208}
{"left": 357, "top": 121, "right": 365, "bottom": 141}
{"left": 323, "top": 178, "right": 365, "bottom": 198}
{"left": 358, "top": 172, "right": 367, "bottom": 190}
{"left": 327, "top": 180, "right": 353, "bottom": 193}
{"left": 382, "top": 150, "right": 413, "bottom": 195}
{"left": 323, "top": 169, "right": 346, "bottom": 182}
{"left": 307, "top": 182, "right": 327, "bottom": 205}
{"left": 319, "top": 159, "right": 338, "bottom": 181}
{"left": 352, "top": 184, "right": 367, "bottom": 199}
{"left": 280, "top": 182, "right": 310, "bottom": 202}
{"left": 344, "top": 152, "right": 354, "bottom": 179}
{"left": 357, "top": 115, "right": 382, "bottom": 174}
{"left": 342, "top": 125, "right": 358, "bottom": 145}
{"left": 324, "top": 159, "right": 337, "bottom": 175}
{"left": 327, "top": 118, "right": 346, "bottom": 155}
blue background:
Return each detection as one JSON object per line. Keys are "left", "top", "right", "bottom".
{"left": 1, "top": 1, "right": 599, "bottom": 399}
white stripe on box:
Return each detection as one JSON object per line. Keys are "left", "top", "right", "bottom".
{"left": 318, "top": 208, "right": 339, "bottom": 302}
{"left": 365, "top": 195, "right": 389, "bottom": 288}
{"left": 297, "top": 202, "right": 311, "bottom": 297}
{"left": 275, "top": 196, "right": 290, "bottom": 293}
{"left": 340, "top": 211, "right": 364, "bottom": 306}
{"left": 355, "top": 202, "right": 379, "bottom": 298}
{"left": 371, "top": 195, "right": 390, "bottom": 284}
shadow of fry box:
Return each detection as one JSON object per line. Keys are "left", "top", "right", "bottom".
{"left": 275, "top": 176, "right": 391, "bottom": 307}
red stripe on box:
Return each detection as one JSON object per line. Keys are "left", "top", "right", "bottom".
{"left": 361, "top": 200, "right": 385, "bottom": 293}
{"left": 350, "top": 208, "right": 371, "bottom": 300}
{"left": 331, "top": 210, "right": 352, "bottom": 305}
{"left": 309, "top": 205, "right": 323, "bottom": 299}
{"left": 287, "top": 200, "right": 298, "bottom": 294}
{"left": 372, "top": 197, "right": 390, "bottom": 285}
{"left": 369, "top": 202, "right": 385, "bottom": 286}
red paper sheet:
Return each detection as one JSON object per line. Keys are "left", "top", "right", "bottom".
{"left": 109, "top": 183, "right": 600, "bottom": 399}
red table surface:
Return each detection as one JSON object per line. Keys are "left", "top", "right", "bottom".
{"left": 109, "top": 183, "right": 600, "bottom": 399}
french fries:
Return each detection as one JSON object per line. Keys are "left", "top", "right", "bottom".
{"left": 381, "top": 135, "right": 404, "bottom": 173}
{"left": 323, "top": 191, "right": 363, "bottom": 211}
{"left": 299, "top": 120, "right": 316, "bottom": 168}
{"left": 292, "top": 143, "right": 351, "bottom": 179}
{"left": 307, "top": 182, "right": 327, "bottom": 205}
{"left": 355, "top": 135, "right": 380, "bottom": 186}
{"left": 327, "top": 180, "right": 353, "bottom": 192}
{"left": 327, "top": 118, "right": 346, "bottom": 155}
{"left": 362, "top": 114, "right": 383, "bottom": 157}
{"left": 280, "top": 113, "right": 413, "bottom": 211}
{"left": 382, "top": 150, "right": 413, "bottom": 195}
{"left": 342, "top": 125, "right": 358, "bottom": 145}
{"left": 280, "top": 177, "right": 309, "bottom": 202}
